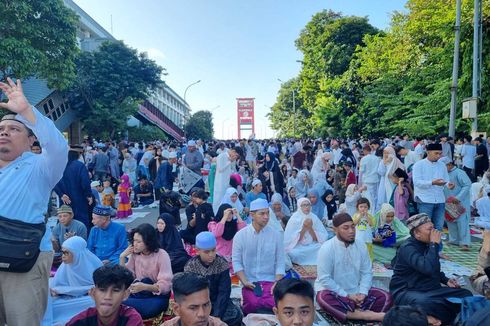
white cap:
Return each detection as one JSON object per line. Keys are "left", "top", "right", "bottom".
{"left": 168, "top": 152, "right": 177, "bottom": 159}
{"left": 250, "top": 198, "right": 269, "bottom": 211}
{"left": 187, "top": 140, "right": 196, "bottom": 146}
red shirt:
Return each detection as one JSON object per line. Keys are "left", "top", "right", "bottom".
{"left": 66, "top": 305, "right": 143, "bottom": 326}
{"left": 346, "top": 170, "right": 356, "bottom": 187}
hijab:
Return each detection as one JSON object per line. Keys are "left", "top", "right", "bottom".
{"left": 284, "top": 198, "right": 328, "bottom": 252}
{"left": 120, "top": 174, "right": 130, "bottom": 189}
{"left": 157, "top": 213, "right": 187, "bottom": 256}
{"left": 287, "top": 186, "right": 297, "bottom": 213}
{"left": 51, "top": 236, "right": 103, "bottom": 296}
{"left": 345, "top": 184, "right": 357, "bottom": 198}
{"left": 341, "top": 148, "right": 356, "bottom": 168}
{"left": 307, "top": 188, "right": 325, "bottom": 219}
{"left": 220, "top": 187, "right": 244, "bottom": 214}
{"left": 321, "top": 189, "right": 337, "bottom": 220}
{"left": 265, "top": 152, "right": 277, "bottom": 171}
{"left": 384, "top": 146, "right": 405, "bottom": 177}
{"left": 216, "top": 204, "right": 238, "bottom": 241}
{"left": 375, "top": 203, "right": 410, "bottom": 241}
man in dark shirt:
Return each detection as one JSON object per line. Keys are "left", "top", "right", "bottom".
{"left": 133, "top": 176, "right": 154, "bottom": 207}
{"left": 67, "top": 264, "right": 143, "bottom": 325}
{"left": 474, "top": 137, "right": 489, "bottom": 178}
{"left": 389, "top": 213, "right": 472, "bottom": 325}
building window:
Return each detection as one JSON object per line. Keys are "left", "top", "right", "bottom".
{"left": 52, "top": 111, "right": 58, "bottom": 121}
{"left": 60, "top": 103, "right": 66, "bottom": 113}
{"left": 48, "top": 99, "right": 54, "bottom": 110}
{"left": 43, "top": 103, "right": 50, "bottom": 114}
{"left": 56, "top": 107, "right": 61, "bottom": 117}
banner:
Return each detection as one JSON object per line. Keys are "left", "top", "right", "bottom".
{"left": 179, "top": 166, "right": 202, "bottom": 193}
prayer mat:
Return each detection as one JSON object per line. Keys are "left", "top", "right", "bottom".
{"left": 112, "top": 211, "right": 149, "bottom": 224}
{"left": 442, "top": 241, "right": 480, "bottom": 270}
{"left": 317, "top": 309, "right": 381, "bottom": 326}
{"left": 292, "top": 264, "right": 317, "bottom": 280}
{"left": 372, "top": 262, "right": 393, "bottom": 278}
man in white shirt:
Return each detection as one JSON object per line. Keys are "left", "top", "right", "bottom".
{"left": 460, "top": 135, "right": 476, "bottom": 182}
{"left": 359, "top": 145, "right": 380, "bottom": 210}
{"left": 232, "top": 198, "right": 285, "bottom": 315}
{"left": 414, "top": 138, "right": 425, "bottom": 160}
{"left": 315, "top": 213, "right": 392, "bottom": 323}
{"left": 412, "top": 143, "right": 453, "bottom": 232}
{"left": 396, "top": 146, "right": 420, "bottom": 171}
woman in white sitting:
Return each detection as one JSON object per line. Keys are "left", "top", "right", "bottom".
{"left": 284, "top": 197, "right": 329, "bottom": 265}
{"left": 51, "top": 236, "right": 103, "bottom": 297}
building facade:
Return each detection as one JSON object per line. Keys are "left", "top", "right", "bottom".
{"left": 147, "top": 82, "right": 191, "bottom": 129}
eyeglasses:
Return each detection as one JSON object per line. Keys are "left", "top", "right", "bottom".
{"left": 61, "top": 250, "right": 70, "bottom": 256}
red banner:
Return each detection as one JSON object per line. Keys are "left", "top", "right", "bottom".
{"left": 236, "top": 98, "right": 255, "bottom": 139}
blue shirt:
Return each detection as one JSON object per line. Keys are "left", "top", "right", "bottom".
{"left": 245, "top": 191, "right": 267, "bottom": 208}
{"left": 0, "top": 108, "right": 68, "bottom": 250}
{"left": 87, "top": 221, "right": 128, "bottom": 264}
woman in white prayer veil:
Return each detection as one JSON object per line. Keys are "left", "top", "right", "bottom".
{"left": 51, "top": 236, "right": 102, "bottom": 297}
{"left": 268, "top": 193, "right": 291, "bottom": 232}
{"left": 311, "top": 152, "right": 332, "bottom": 182}
{"left": 376, "top": 146, "right": 405, "bottom": 211}
{"left": 284, "top": 198, "right": 328, "bottom": 266}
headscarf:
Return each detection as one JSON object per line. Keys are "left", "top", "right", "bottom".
{"left": 51, "top": 236, "right": 103, "bottom": 296}
{"left": 283, "top": 198, "right": 328, "bottom": 252}
{"left": 345, "top": 184, "right": 357, "bottom": 198}
{"left": 215, "top": 204, "right": 238, "bottom": 241}
{"left": 341, "top": 148, "right": 356, "bottom": 168}
{"left": 120, "top": 174, "right": 130, "bottom": 188}
{"left": 287, "top": 186, "right": 297, "bottom": 213}
{"left": 311, "top": 152, "right": 332, "bottom": 182}
{"left": 375, "top": 203, "right": 410, "bottom": 242}
{"left": 307, "top": 188, "right": 325, "bottom": 219}
{"left": 295, "top": 169, "right": 313, "bottom": 199}
{"left": 321, "top": 189, "right": 337, "bottom": 220}
{"left": 379, "top": 203, "right": 395, "bottom": 225}
{"left": 270, "top": 193, "right": 291, "bottom": 217}
{"left": 220, "top": 187, "right": 244, "bottom": 214}
{"left": 384, "top": 146, "right": 405, "bottom": 177}
{"left": 156, "top": 213, "right": 187, "bottom": 255}
{"left": 265, "top": 152, "right": 277, "bottom": 171}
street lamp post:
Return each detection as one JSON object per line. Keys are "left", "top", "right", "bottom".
{"left": 183, "top": 80, "right": 201, "bottom": 102}
{"left": 221, "top": 118, "right": 230, "bottom": 140}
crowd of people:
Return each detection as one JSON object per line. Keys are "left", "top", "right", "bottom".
{"left": 2, "top": 79, "right": 490, "bottom": 325}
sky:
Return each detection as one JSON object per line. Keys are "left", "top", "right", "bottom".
{"left": 73, "top": 0, "right": 407, "bottom": 139}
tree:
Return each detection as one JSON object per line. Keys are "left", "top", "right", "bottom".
{"left": 184, "top": 110, "right": 214, "bottom": 140}
{"left": 127, "top": 125, "right": 168, "bottom": 142}
{"left": 268, "top": 77, "right": 314, "bottom": 138}
{"left": 0, "top": 0, "right": 79, "bottom": 89}
{"left": 70, "top": 41, "right": 163, "bottom": 138}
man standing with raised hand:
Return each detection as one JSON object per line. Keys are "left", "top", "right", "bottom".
{"left": 0, "top": 78, "right": 68, "bottom": 326}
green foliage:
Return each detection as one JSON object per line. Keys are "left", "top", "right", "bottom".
{"left": 70, "top": 41, "right": 163, "bottom": 138}
{"left": 270, "top": 0, "right": 490, "bottom": 137}
{"left": 184, "top": 110, "right": 214, "bottom": 140}
{"left": 127, "top": 125, "right": 168, "bottom": 142}
{"left": 0, "top": 0, "right": 79, "bottom": 89}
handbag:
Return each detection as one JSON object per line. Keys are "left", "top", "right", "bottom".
{"left": 445, "top": 196, "right": 466, "bottom": 223}
{"left": 0, "top": 215, "right": 45, "bottom": 273}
